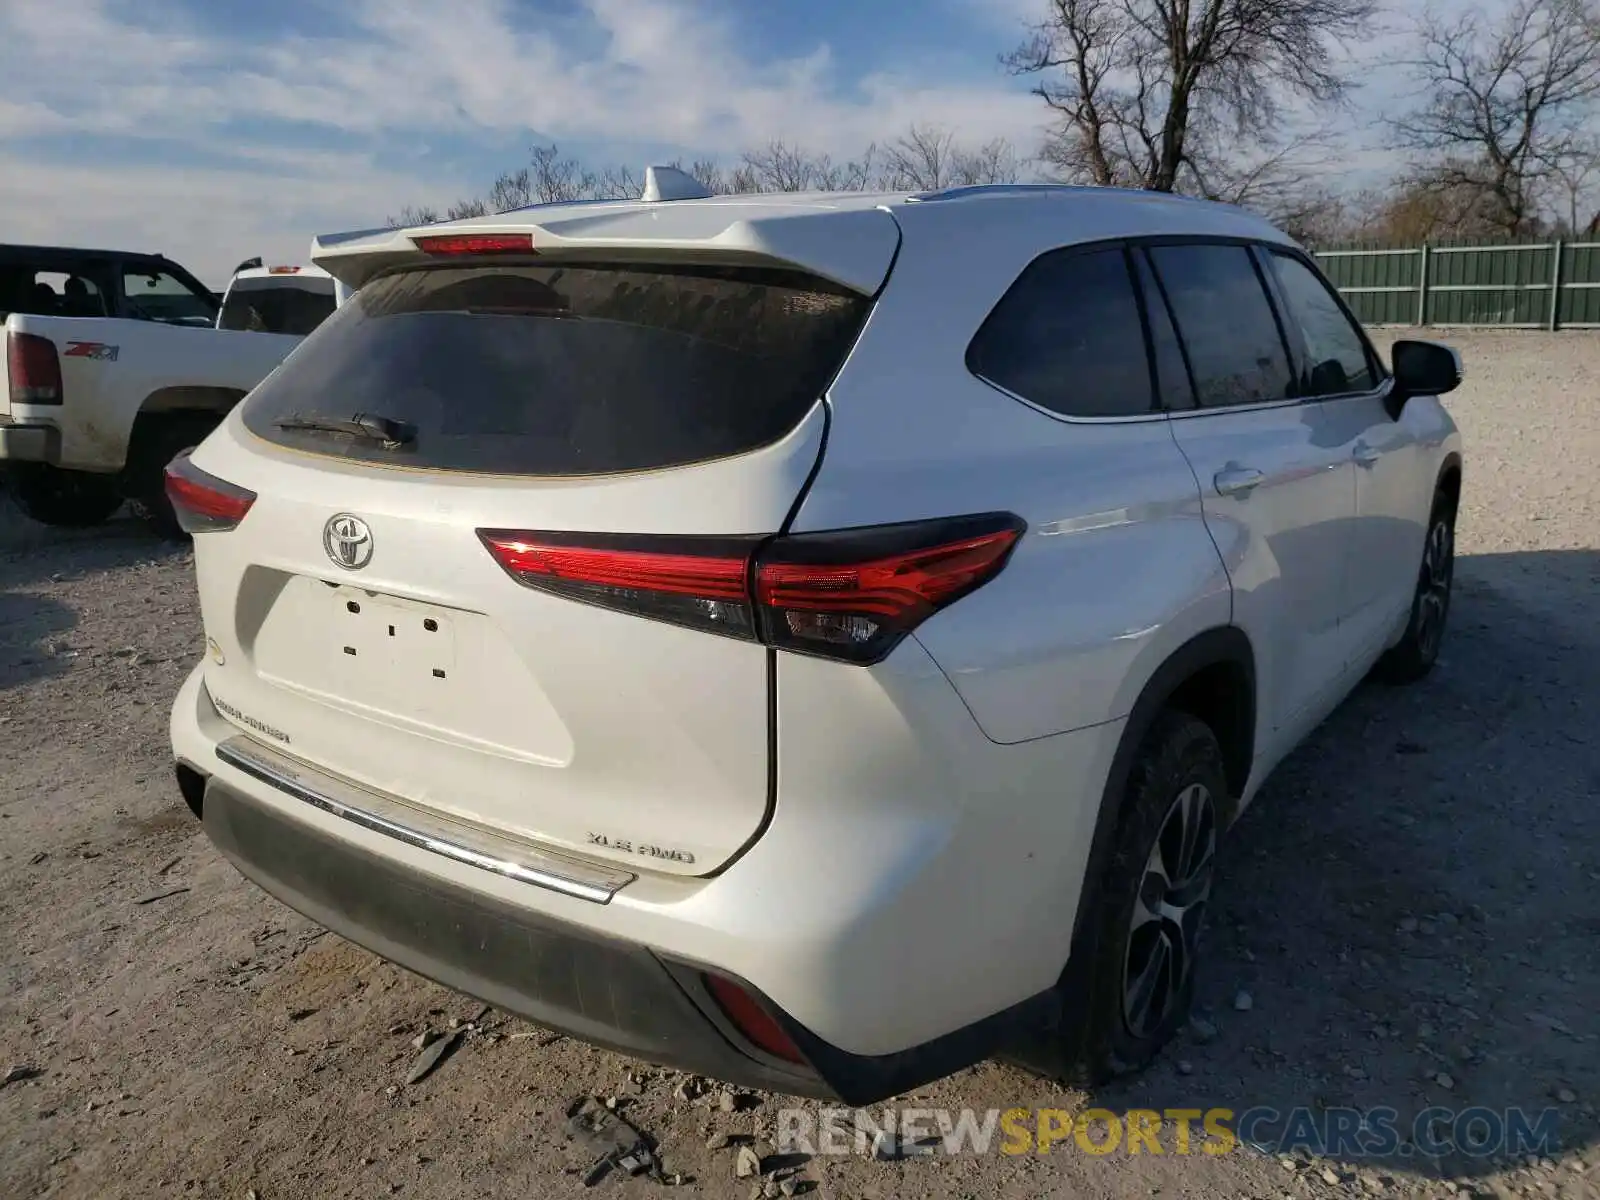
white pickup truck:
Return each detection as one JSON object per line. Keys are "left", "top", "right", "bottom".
{"left": 0, "top": 243, "right": 308, "bottom": 535}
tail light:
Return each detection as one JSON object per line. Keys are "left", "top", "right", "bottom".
{"left": 164, "top": 451, "right": 256, "bottom": 533}
{"left": 413, "top": 233, "right": 535, "bottom": 256}
{"left": 702, "top": 973, "right": 808, "bottom": 1065}
{"left": 7, "top": 331, "right": 63, "bottom": 405}
{"left": 479, "top": 513, "right": 1024, "bottom": 665}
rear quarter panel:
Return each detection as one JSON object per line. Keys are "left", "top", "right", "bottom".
{"left": 800, "top": 198, "right": 1234, "bottom": 744}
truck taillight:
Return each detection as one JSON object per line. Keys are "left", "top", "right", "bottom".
{"left": 164, "top": 451, "right": 256, "bottom": 534}
{"left": 6, "top": 331, "right": 63, "bottom": 405}
{"left": 478, "top": 513, "right": 1024, "bottom": 666}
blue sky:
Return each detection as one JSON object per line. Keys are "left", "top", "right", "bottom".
{"left": 0, "top": 0, "right": 1436, "bottom": 286}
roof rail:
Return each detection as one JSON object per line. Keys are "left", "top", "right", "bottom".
{"left": 907, "top": 182, "right": 1213, "bottom": 205}
{"left": 906, "top": 184, "right": 1076, "bottom": 203}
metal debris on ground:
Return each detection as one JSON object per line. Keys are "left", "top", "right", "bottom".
{"left": 134, "top": 887, "right": 190, "bottom": 905}
{"left": 566, "top": 1096, "right": 668, "bottom": 1187}
{"left": 405, "top": 1028, "right": 463, "bottom": 1085}
{"left": 2, "top": 1064, "right": 43, "bottom": 1088}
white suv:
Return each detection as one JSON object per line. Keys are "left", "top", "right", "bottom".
{"left": 167, "top": 177, "right": 1463, "bottom": 1105}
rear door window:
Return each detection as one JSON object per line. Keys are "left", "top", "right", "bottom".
{"left": 966, "top": 245, "right": 1156, "bottom": 418}
{"left": 1146, "top": 244, "right": 1296, "bottom": 409}
{"left": 240, "top": 263, "right": 871, "bottom": 476}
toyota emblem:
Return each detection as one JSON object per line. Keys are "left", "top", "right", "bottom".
{"left": 323, "top": 513, "right": 373, "bottom": 570}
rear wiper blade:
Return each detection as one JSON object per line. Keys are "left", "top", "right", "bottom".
{"left": 274, "top": 412, "right": 416, "bottom": 448}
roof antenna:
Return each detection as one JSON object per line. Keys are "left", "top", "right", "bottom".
{"left": 641, "top": 166, "right": 713, "bottom": 203}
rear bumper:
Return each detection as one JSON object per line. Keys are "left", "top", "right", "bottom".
{"left": 0, "top": 424, "right": 57, "bottom": 463}
{"left": 199, "top": 775, "right": 830, "bottom": 1095}
{"left": 170, "top": 658, "right": 1116, "bottom": 1103}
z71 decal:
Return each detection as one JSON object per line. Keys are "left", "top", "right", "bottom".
{"left": 63, "top": 341, "right": 119, "bottom": 361}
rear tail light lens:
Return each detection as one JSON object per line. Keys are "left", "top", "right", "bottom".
{"left": 477, "top": 531, "right": 757, "bottom": 638}
{"left": 164, "top": 451, "right": 256, "bottom": 534}
{"left": 6, "top": 331, "right": 63, "bottom": 405}
{"left": 755, "top": 515, "right": 1024, "bottom": 664}
{"left": 702, "top": 973, "right": 808, "bottom": 1064}
{"left": 478, "top": 513, "right": 1024, "bottom": 665}
{"left": 413, "top": 233, "right": 535, "bottom": 256}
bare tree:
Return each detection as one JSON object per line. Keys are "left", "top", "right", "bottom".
{"left": 385, "top": 204, "right": 441, "bottom": 228}
{"left": 879, "top": 123, "right": 1024, "bottom": 189}
{"left": 1392, "top": 0, "right": 1600, "bottom": 235}
{"left": 1005, "top": 0, "right": 1376, "bottom": 193}
{"left": 1182, "top": 129, "right": 1354, "bottom": 242}
{"left": 386, "top": 124, "right": 1031, "bottom": 222}
{"left": 1547, "top": 141, "right": 1600, "bottom": 233}
{"left": 737, "top": 140, "right": 837, "bottom": 191}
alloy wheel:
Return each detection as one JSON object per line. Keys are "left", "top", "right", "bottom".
{"left": 1121, "top": 781, "right": 1217, "bottom": 1039}
{"left": 1415, "top": 516, "right": 1454, "bottom": 661}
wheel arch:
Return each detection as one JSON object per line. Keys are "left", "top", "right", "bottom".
{"left": 1071, "top": 625, "right": 1256, "bottom": 945}
{"left": 1437, "top": 452, "right": 1462, "bottom": 513}
{"left": 137, "top": 384, "right": 247, "bottom": 417}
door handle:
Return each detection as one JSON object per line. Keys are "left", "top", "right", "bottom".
{"left": 1214, "top": 466, "right": 1265, "bottom": 497}
{"left": 1353, "top": 441, "right": 1381, "bottom": 468}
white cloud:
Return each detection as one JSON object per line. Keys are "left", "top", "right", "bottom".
{"left": 0, "top": 151, "right": 470, "bottom": 287}
{"left": 0, "top": 0, "right": 1045, "bottom": 152}
{"left": 0, "top": 0, "right": 1461, "bottom": 283}
{"left": 0, "top": 0, "right": 1051, "bottom": 281}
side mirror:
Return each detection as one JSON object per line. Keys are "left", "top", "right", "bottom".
{"left": 1391, "top": 339, "right": 1462, "bottom": 399}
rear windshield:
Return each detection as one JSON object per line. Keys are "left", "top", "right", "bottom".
{"left": 239, "top": 262, "right": 871, "bottom": 476}
{"left": 219, "top": 278, "right": 336, "bottom": 335}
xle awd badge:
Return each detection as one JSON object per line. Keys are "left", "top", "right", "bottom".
{"left": 323, "top": 513, "right": 373, "bottom": 570}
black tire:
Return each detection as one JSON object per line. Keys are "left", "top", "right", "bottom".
{"left": 1372, "top": 488, "right": 1455, "bottom": 685}
{"left": 1026, "top": 711, "right": 1228, "bottom": 1086}
{"left": 3, "top": 463, "right": 123, "bottom": 528}
{"left": 125, "top": 413, "right": 220, "bottom": 540}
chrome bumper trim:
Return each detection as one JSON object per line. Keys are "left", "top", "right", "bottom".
{"left": 214, "top": 735, "right": 635, "bottom": 904}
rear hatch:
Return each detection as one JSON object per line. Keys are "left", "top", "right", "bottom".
{"left": 184, "top": 241, "right": 888, "bottom": 876}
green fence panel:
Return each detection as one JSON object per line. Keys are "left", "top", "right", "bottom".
{"left": 1313, "top": 237, "right": 1600, "bottom": 329}
{"left": 1561, "top": 242, "right": 1600, "bottom": 327}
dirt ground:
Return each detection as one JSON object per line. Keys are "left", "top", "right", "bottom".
{"left": 2, "top": 329, "right": 1597, "bottom": 1200}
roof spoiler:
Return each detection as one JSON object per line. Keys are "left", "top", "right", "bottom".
{"left": 310, "top": 171, "right": 896, "bottom": 295}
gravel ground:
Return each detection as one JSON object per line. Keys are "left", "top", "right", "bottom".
{"left": 1, "top": 329, "right": 1597, "bottom": 1200}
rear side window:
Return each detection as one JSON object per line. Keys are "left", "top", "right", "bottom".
{"left": 241, "top": 263, "right": 871, "bottom": 476}
{"left": 219, "top": 279, "right": 336, "bottom": 335}
{"left": 1267, "top": 252, "right": 1377, "bottom": 396}
{"left": 967, "top": 246, "right": 1154, "bottom": 418}
{"left": 1147, "top": 244, "right": 1295, "bottom": 409}
{"left": 0, "top": 265, "right": 107, "bottom": 318}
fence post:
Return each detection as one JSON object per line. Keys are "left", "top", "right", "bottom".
{"left": 1416, "top": 243, "right": 1430, "bottom": 327}
{"left": 1549, "top": 239, "right": 1564, "bottom": 332}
